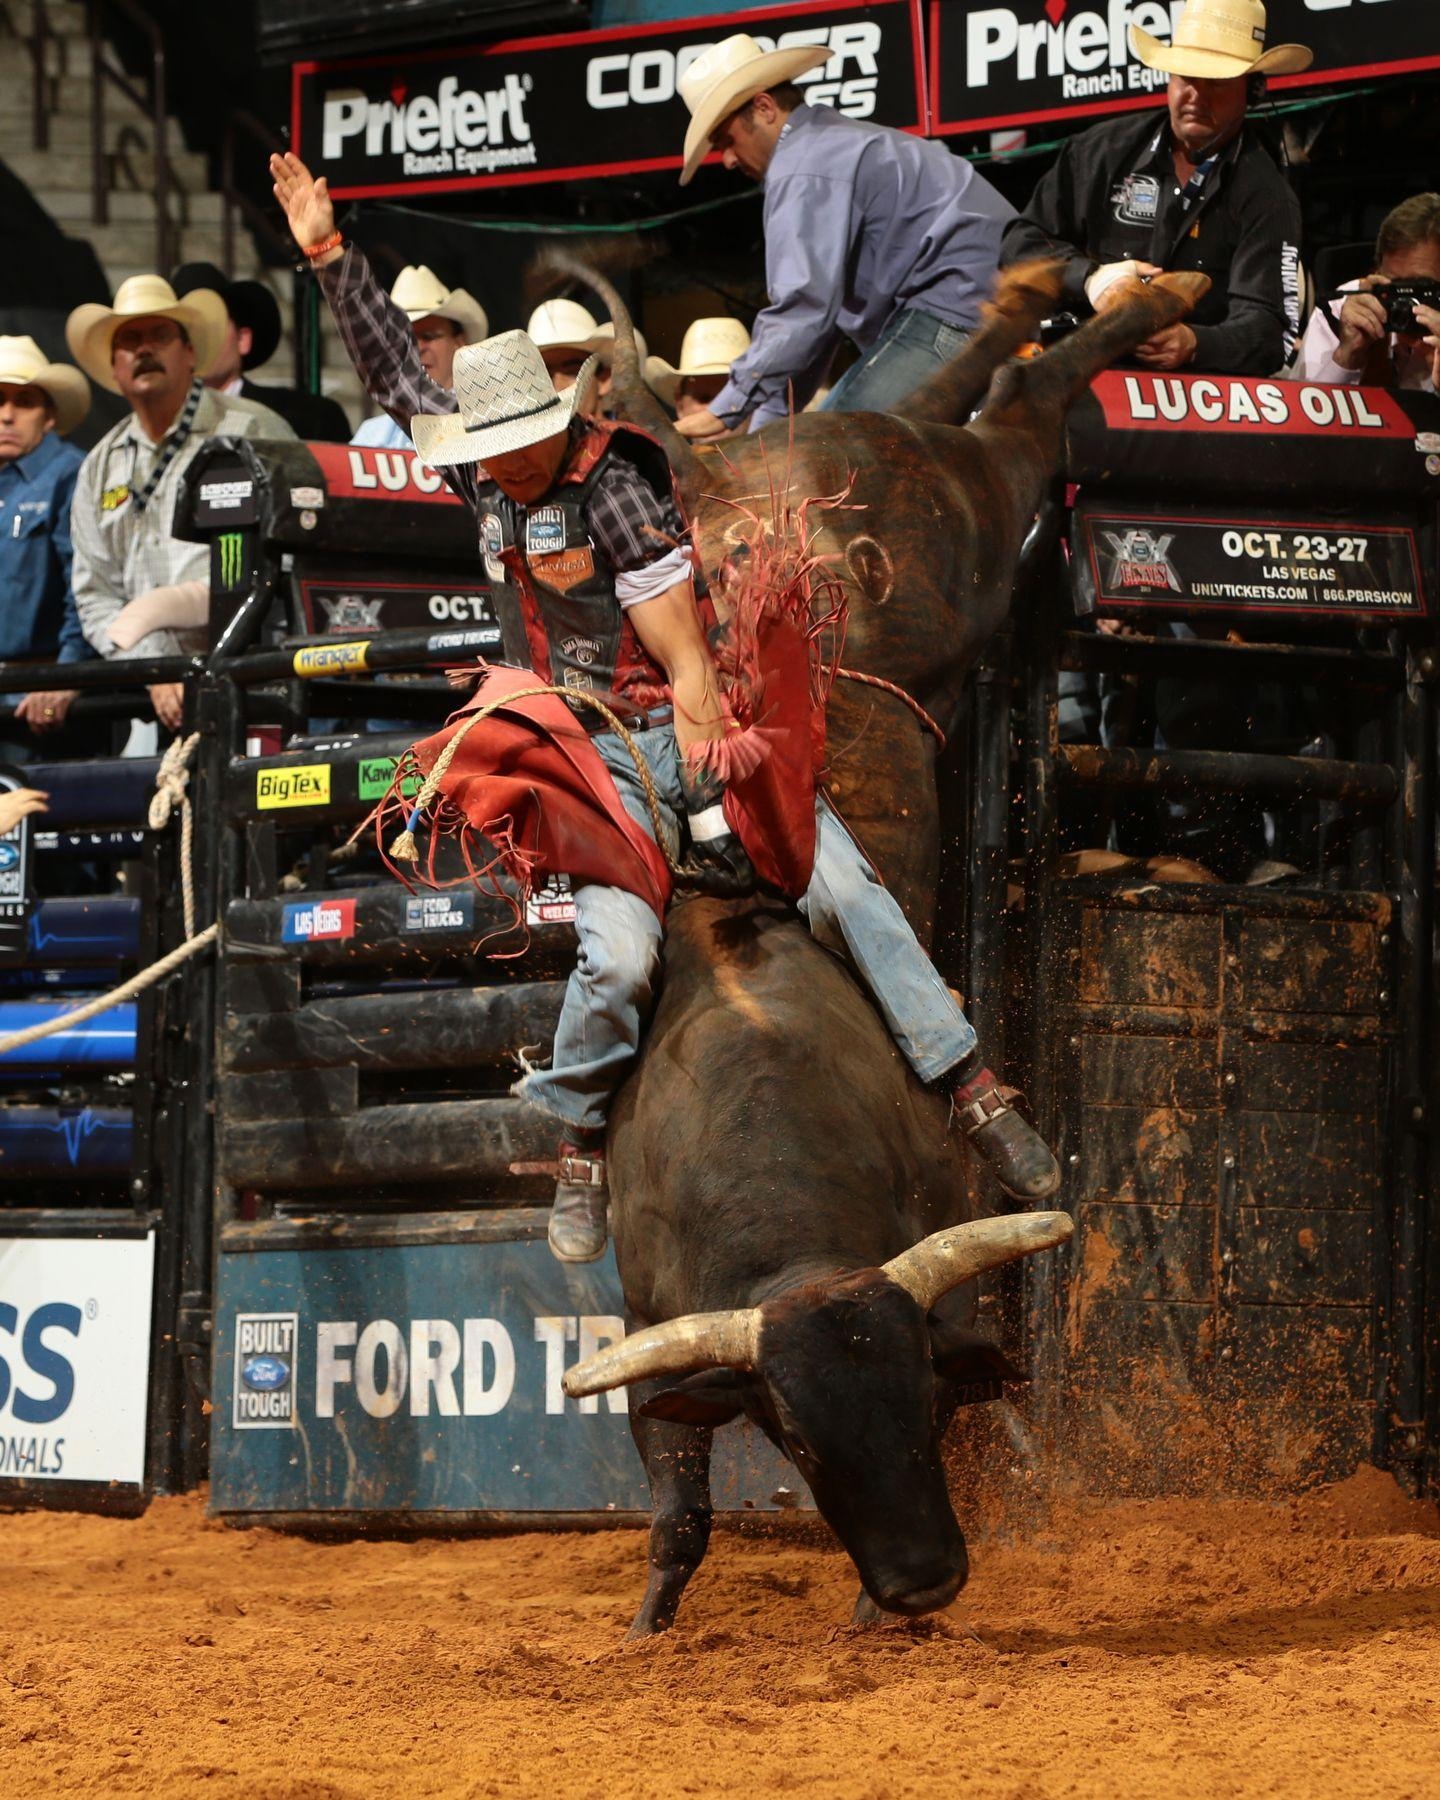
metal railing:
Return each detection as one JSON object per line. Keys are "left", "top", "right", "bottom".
{"left": 220, "top": 107, "right": 289, "bottom": 277}
{"left": 28, "top": 0, "right": 53, "bottom": 150}
{"left": 87, "top": 0, "right": 173, "bottom": 271}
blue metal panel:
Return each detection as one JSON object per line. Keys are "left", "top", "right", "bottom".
{"left": 592, "top": 0, "right": 723, "bottom": 18}
{"left": 25, "top": 759, "right": 158, "bottom": 828}
{"left": 27, "top": 899, "right": 141, "bottom": 966}
{"left": 0, "top": 1001, "right": 135, "bottom": 1069}
{"left": 211, "top": 1239, "right": 807, "bottom": 1518}
{"left": 0, "top": 1106, "right": 132, "bottom": 1175}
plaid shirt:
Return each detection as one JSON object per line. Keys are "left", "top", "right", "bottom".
{"left": 316, "top": 244, "right": 681, "bottom": 577}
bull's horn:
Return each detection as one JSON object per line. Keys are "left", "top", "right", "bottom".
{"left": 882, "top": 1212, "right": 1073, "bottom": 1313}
{"left": 561, "top": 1309, "right": 761, "bottom": 1399}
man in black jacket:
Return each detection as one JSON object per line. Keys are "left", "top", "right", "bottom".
{"left": 172, "top": 261, "right": 350, "bottom": 441}
{"left": 1001, "top": 0, "right": 1308, "bottom": 377}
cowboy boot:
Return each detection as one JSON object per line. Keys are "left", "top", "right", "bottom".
{"left": 953, "top": 1081, "right": 1062, "bottom": 1203}
{"left": 549, "top": 1142, "right": 609, "bottom": 1263}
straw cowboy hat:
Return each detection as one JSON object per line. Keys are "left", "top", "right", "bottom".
{"left": 410, "top": 330, "right": 596, "bottom": 470}
{"left": 66, "top": 274, "right": 227, "bottom": 394}
{"left": 172, "top": 260, "right": 283, "bottom": 369}
{"left": 0, "top": 335, "right": 90, "bottom": 435}
{"left": 391, "top": 264, "right": 489, "bottom": 345}
{"left": 527, "top": 298, "right": 601, "bottom": 355}
{"left": 1131, "top": 0, "right": 1311, "bottom": 80}
{"left": 646, "top": 317, "right": 751, "bottom": 407}
{"left": 678, "top": 33, "right": 831, "bottom": 186}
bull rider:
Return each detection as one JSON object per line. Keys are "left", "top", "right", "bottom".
{"left": 271, "top": 152, "right": 1061, "bottom": 1264}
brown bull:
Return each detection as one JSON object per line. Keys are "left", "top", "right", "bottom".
{"left": 562, "top": 267, "right": 1209, "bottom": 1635}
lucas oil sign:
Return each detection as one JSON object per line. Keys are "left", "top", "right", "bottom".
{"left": 0, "top": 1235, "right": 155, "bottom": 1487}
{"left": 292, "top": 0, "right": 925, "bottom": 197}
{"left": 211, "top": 1238, "right": 801, "bottom": 1516}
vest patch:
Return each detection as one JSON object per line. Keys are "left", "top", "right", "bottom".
{"left": 480, "top": 511, "right": 507, "bottom": 582}
{"left": 531, "top": 545, "right": 597, "bottom": 594}
{"left": 1112, "top": 173, "right": 1160, "bottom": 226}
{"left": 559, "top": 632, "right": 602, "bottom": 667}
{"left": 525, "top": 506, "right": 566, "bottom": 554}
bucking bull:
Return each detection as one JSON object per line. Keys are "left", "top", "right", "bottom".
{"left": 532, "top": 260, "right": 1211, "bottom": 1636}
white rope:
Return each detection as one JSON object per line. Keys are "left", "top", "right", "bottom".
{"left": 0, "top": 733, "right": 216, "bottom": 1060}
{"left": 148, "top": 731, "right": 201, "bottom": 940}
{"left": 0, "top": 924, "right": 219, "bottom": 1056}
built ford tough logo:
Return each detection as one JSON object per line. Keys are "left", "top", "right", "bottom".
{"left": 233, "top": 1313, "right": 298, "bottom": 1429}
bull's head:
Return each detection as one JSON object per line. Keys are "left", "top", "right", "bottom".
{"left": 562, "top": 1212, "right": 1071, "bottom": 1617}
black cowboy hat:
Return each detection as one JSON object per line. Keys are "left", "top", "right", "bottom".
{"left": 171, "top": 260, "right": 281, "bottom": 371}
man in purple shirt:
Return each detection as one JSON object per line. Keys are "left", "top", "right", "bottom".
{"left": 671, "top": 33, "right": 1014, "bottom": 439}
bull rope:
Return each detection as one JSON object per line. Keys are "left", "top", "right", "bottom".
{"left": 0, "top": 734, "right": 217, "bottom": 1059}
{"left": 835, "top": 669, "right": 947, "bottom": 749}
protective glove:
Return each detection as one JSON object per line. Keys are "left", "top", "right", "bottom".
{"left": 678, "top": 761, "right": 756, "bottom": 897}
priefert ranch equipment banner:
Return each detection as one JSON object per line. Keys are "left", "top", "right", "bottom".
{"left": 930, "top": 0, "right": 1440, "bottom": 137}
{"left": 291, "top": 0, "right": 926, "bottom": 199}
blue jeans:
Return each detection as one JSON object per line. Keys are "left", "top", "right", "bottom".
{"left": 817, "top": 307, "right": 972, "bottom": 415}
{"left": 515, "top": 723, "right": 977, "bottom": 1133}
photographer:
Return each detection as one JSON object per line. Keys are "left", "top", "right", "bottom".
{"left": 1296, "top": 194, "right": 1440, "bottom": 393}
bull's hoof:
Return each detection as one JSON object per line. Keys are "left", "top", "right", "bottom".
{"left": 851, "top": 1590, "right": 886, "bottom": 1629}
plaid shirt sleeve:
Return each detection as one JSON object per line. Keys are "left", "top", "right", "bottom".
{"left": 586, "top": 457, "right": 686, "bottom": 576}
{"left": 315, "top": 244, "right": 459, "bottom": 437}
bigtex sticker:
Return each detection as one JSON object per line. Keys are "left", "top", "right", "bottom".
{"left": 280, "top": 897, "right": 356, "bottom": 943}
{"left": 256, "top": 764, "right": 331, "bottom": 809}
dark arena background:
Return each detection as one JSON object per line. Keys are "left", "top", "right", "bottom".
{"left": 1, "top": 0, "right": 1439, "bottom": 1792}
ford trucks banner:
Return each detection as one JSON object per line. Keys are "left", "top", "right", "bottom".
{"left": 291, "top": 0, "right": 926, "bottom": 197}
{"left": 929, "top": 0, "right": 1440, "bottom": 137}
{"left": 212, "top": 1238, "right": 806, "bottom": 1515}
{"left": 0, "top": 1235, "right": 155, "bottom": 1487}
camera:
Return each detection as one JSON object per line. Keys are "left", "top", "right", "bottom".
{"left": 1378, "top": 279, "right": 1440, "bottom": 334}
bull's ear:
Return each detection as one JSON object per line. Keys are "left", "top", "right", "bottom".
{"left": 637, "top": 1369, "right": 746, "bottom": 1426}
{"left": 929, "top": 1323, "right": 1026, "bottom": 1391}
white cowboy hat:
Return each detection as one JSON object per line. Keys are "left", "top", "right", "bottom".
{"left": 527, "top": 298, "right": 601, "bottom": 355}
{"left": 1131, "top": 0, "right": 1311, "bottom": 80}
{"left": 390, "top": 264, "right": 489, "bottom": 346}
{"left": 66, "top": 274, "right": 227, "bottom": 394}
{"left": 585, "top": 321, "right": 649, "bottom": 367}
{"left": 0, "top": 335, "right": 90, "bottom": 435}
{"left": 646, "top": 317, "right": 751, "bottom": 407}
{"left": 410, "top": 330, "right": 596, "bottom": 470}
{"left": 678, "top": 33, "right": 831, "bottom": 186}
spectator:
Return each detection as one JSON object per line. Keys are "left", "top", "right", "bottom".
{"left": 0, "top": 336, "right": 97, "bottom": 754}
{"left": 647, "top": 318, "right": 752, "bottom": 420}
{"left": 1001, "top": 0, "right": 1309, "bottom": 376}
{"left": 172, "top": 260, "right": 351, "bottom": 442}
{"left": 1295, "top": 194, "right": 1440, "bottom": 393}
{"left": 65, "top": 274, "right": 294, "bottom": 732}
{"left": 527, "top": 302, "right": 647, "bottom": 417}
{"left": 671, "top": 33, "right": 1014, "bottom": 437}
{"left": 353, "top": 265, "right": 488, "bottom": 450}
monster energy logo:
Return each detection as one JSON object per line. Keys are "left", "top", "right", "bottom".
{"left": 218, "top": 532, "right": 247, "bottom": 589}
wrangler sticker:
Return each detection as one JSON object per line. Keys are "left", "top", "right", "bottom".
{"left": 292, "top": 641, "right": 370, "bottom": 677}
{"left": 531, "top": 546, "right": 596, "bottom": 593}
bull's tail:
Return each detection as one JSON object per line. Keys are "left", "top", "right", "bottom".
{"left": 536, "top": 249, "right": 709, "bottom": 513}
{"left": 889, "top": 259, "right": 1065, "bottom": 426}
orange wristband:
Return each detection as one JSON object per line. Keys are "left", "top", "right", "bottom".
{"left": 302, "top": 231, "right": 343, "bottom": 261}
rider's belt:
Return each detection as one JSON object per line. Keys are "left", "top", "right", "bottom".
{"left": 572, "top": 695, "right": 674, "bottom": 736}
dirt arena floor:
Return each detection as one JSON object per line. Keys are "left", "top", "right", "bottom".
{"left": 3, "top": 1466, "right": 1439, "bottom": 1799}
